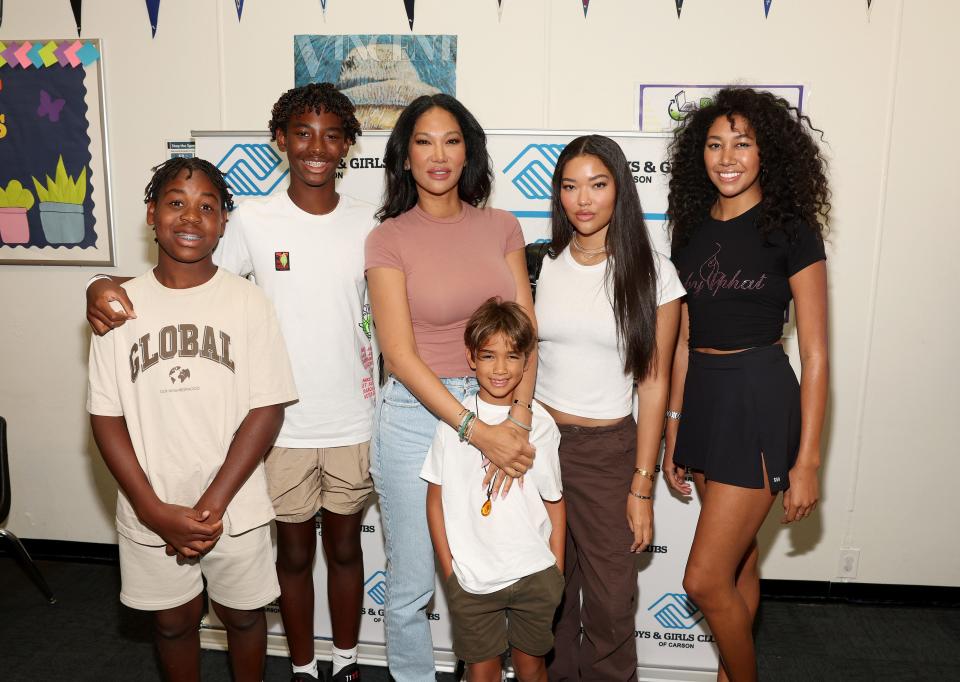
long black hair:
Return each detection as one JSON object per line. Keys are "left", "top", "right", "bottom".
{"left": 668, "top": 87, "right": 831, "bottom": 250}
{"left": 376, "top": 94, "right": 493, "bottom": 222}
{"left": 549, "top": 135, "right": 659, "bottom": 380}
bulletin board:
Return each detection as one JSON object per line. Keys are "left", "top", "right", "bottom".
{"left": 0, "top": 38, "right": 114, "bottom": 265}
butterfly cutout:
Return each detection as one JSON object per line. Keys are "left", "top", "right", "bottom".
{"left": 37, "top": 90, "right": 66, "bottom": 123}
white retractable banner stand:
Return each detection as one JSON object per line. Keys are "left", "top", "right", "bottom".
{"left": 195, "top": 129, "right": 718, "bottom": 680}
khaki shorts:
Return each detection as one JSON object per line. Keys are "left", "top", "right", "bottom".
{"left": 264, "top": 441, "right": 373, "bottom": 521}
{"left": 446, "top": 564, "right": 565, "bottom": 663}
{"left": 118, "top": 524, "right": 279, "bottom": 612}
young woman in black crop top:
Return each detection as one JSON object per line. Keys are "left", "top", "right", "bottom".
{"left": 663, "top": 88, "right": 830, "bottom": 682}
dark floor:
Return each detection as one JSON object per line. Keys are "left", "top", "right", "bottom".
{"left": 1, "top": 558, "right": 959, "bottom": 681}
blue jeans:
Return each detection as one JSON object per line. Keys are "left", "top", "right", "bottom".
{"left": 371, "top": 375, "right": 478, "bottom": 682}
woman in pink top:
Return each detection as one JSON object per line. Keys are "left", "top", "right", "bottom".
{"left": 364, "top": 94, "right": 536, "bottom": 681}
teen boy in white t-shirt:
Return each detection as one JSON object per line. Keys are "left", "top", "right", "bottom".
{"left": 88, "top": 158, "right": 298, "bottom": 682}
{"left": 421, "top": 299, "right": 565, "bottom": 682}
{"left": 85, "top": 84, "right": 374, "bottom": 682}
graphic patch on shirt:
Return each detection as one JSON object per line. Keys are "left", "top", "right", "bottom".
{"left": 359, "top": 303, "right": 372, "bottom": 340}
{"left": 275, "top": 251, "right": 290, "bottom": 271}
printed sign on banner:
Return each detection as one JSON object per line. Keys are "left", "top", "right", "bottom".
{"left": 194, "top": 129, "right": 718, "bottom": 677}
{"left": 637, "top": 83, "right": 804, "bottom": 132}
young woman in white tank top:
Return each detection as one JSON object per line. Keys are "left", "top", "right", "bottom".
{"left": 534, "top": 135, "right": 684, "bottom": 680}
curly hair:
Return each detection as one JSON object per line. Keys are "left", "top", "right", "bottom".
{"left": 548, "top": 135, "right": 659, "bottom": 380}
{"left": 143, "top": 157, "right": 235, "bottom": 212}
{"left": 667, "top": 87, "right": 831, "bottom": 249}
{"left": 377, "top": 94, "right": 492, "bottom": 222}
{"left": 268, "top": 83, "right": 362, "bottom": 144}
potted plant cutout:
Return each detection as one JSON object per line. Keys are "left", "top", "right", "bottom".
{"left": 0, "top": 180, "right": 35, "bottom": 244}
{"left": 32, "top": 156, "right": 87, "bottom": 244}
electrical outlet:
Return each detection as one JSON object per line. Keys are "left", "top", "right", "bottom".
{"left": 837, "top": 548, "right": 861, "bottom": 579}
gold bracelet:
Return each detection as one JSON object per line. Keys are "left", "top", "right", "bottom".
{"left": 634, "top": 468, "right": 655, "bottom": 482}
{"left": 512, "top": 398, "right": 534, "bottom": 411}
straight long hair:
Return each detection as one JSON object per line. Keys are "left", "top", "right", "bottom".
{"left": 549, "top": 135, "right": 659, "bottom": 380}
{"left": 376, "top": 94, "right": 493, "bottom": 222}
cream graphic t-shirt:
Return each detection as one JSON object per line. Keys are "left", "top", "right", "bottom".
{"left": 87, "top": 268, "right": 298, "bottom": 545}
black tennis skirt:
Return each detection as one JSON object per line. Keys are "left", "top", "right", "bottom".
{"left": 673, "top": 344, "right": 800, "bottom": 492}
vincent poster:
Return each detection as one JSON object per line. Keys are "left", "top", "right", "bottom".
{"left": 294, "top": 34, "right": 457, "bottom": 129}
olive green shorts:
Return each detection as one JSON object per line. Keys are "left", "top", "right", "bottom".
{"left": 446, "top": 564, "right": 564, "bottom": 663}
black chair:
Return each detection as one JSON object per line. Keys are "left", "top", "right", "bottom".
{"left": 0, "top": 416, "right": 56, "bottom": 603}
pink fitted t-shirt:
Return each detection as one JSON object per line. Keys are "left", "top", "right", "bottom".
{"left": 365, "top": 202, "right": 525, "bottom": 377}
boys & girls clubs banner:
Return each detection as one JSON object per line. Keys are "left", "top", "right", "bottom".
{"left": 194, "top": 128, "right": 718, "bottom": 680}
{"left": 0, "top": 37, "right": 114, "bottom": 265}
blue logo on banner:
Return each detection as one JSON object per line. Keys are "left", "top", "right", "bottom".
{"left": 216, "top": 143, "right": 288, "bottom": 196}
{"left": 648, "top": 592, "right": 704, "bottom": 629}
{"left": 502, "top": 143, "right": 566, "bottom": 200}
{"left": 364, "top": 570, "right": 388, "bottom": 606}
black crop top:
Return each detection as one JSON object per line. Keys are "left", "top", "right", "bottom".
{"left": 671, "top": 204, "right": 825, "bottom": 350}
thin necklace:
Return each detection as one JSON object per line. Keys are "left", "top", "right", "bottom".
{"left": 475, "top": 394, "right": 495, "bottom": 517}
{"left": 571, "top": 236, "right": 607, "bottom": 261}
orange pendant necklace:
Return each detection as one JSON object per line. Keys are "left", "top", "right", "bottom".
{"left": 481, "top": 479, "right": 494, "bottom": 516}
{"left": 477, "top": 395, "right": 494, "bottom": 517}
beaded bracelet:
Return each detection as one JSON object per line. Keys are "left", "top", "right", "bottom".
{"left": 457, "top": 411, "right": 476, "bottom": 442}
{"left": 628, "top": 491, "right": 652, "bottom": 500}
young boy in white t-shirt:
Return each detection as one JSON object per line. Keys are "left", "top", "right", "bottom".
{"left": 421, "top": 298, "right": 565, "bottom": 682}
{"left": 87, "top": 158, "right": 298, "bottom": 682}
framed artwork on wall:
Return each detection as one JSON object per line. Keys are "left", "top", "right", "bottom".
{"left": 0, "top": 38, "right": 114, "bottom": 266}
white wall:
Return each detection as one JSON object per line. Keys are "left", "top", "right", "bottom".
{"left": 1, "top": 0, "right": 957, "bottom": 587}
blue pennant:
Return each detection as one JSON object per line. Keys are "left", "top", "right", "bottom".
{"left": 145, "top": 0, "right": 160, "bottom": 38}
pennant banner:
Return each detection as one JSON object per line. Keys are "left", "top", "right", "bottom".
{"left": 70, "top": 0, "right": 82, "bottom": 36}
{"left": 145, "top": 0, "right": 160, "bottom": 38}
{"left": 235, "top": 0, "right": 243, "bottom": 21}
{"left": 497, "top": 0, "right": 503, "bottom": 21}
{"left": 867, "top": 0, "right": 872, "bottom": 7}
{"left": 675, "top": 0, "right": 683, "bottom": 19}
{"left": 764, "top": 0, "right": 772, "bottom": 18}
{"left": 320, "top": 0, "right": 327, "bottom": 15}
{"left": 1, "top": 0, "right": 4, "bottom": 30}
{"left": 404, "top": 0, "right": 414, "bottom": 30}
{"left": 0, "top": 40, "right": 101, "bottom": 69}
{"left": 582, "top": 1, "right": 590, "bottom": 18}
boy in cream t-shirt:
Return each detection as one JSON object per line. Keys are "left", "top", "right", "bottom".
{"left": 87, "top": 158, "right": 298, "bottom": 681}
